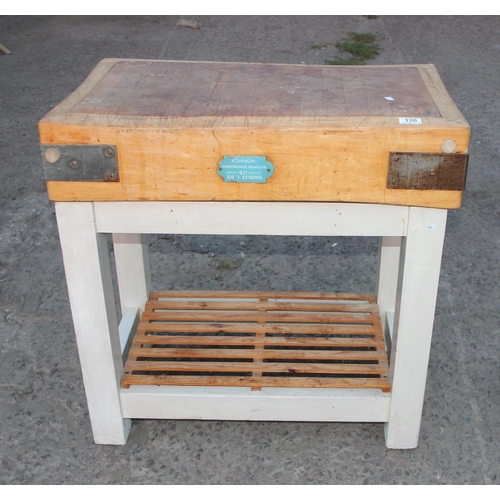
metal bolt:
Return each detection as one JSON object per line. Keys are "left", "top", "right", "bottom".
{"left": 430, "top": 169, "right": 435, "bottom": 176}
{"left": 105, "top": 149, "right": 113, "bottom": 157}
{"left": 442, "top": 139, "right": 457, "bottom": 154}
{"left": 106, "top": 171, "right": 117, "bottom": 180}
{"left": 44, "top": 148, "right": 60, "bottom": 164}
{"left": 70, "top": 160, "right": 78, "bottom": 169}
{"left": 393, "top": 156, "right": 399, "bottom": 162}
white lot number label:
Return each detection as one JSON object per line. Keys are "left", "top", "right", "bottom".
{"left": 399, "top": 117, "right": 422, "bottom": 125}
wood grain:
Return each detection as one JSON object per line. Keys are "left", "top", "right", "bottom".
{"left": 121, "top": 290, "right": 390, "bottom": 392}
{"left": 68, "top": 61, "right": 441, "bottom": 118}
{"left": 39, "top": 59, "right": 470, "bottom": 208}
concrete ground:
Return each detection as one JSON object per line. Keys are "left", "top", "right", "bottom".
{"left": 0, "top": 15, "right": 499, "bottom": 485}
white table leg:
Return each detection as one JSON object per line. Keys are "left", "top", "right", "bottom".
{"left": 384, "top": 207, "right": 447, "bottom": 449}
{"left": 112, "top": 233, "right": 151, "bottom": 315}
{"left": 55, "top": 202, "right": 130, "bottom": 445}
{"left": 376, "top": 236, "right": 402, "bottom": 351}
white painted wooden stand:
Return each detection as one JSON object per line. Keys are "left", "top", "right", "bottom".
{"left": 55, "top": 201, "right": 447, "bottom": 449}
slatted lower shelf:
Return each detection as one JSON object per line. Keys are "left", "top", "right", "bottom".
{"left": 121, "top": 291, "right": 390, "bottom": 392}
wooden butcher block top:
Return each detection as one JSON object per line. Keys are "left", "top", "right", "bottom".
{"left": 38, "top": 59, "right": 470, "bottom": 208}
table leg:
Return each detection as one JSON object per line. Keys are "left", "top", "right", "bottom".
{"left": 376, "top": 236, "right": 402, "bottom": 350}
{"left": 55, "top": 202, "right": 130, "bottom": 444}
{"left": 384, "top": 207, "right": 447, "bottom": 449}
{"left": 112, "top": 233, "right": 151, "bottom": 315}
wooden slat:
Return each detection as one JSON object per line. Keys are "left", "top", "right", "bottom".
{"left": 131, "top": 335, "right": 385, "bottom": 348}
{"left": 150, "top": 290, "right": 377, "bottom": 302}
{"left": 124, "top": 360, "right": 388, "bottom": 374}
{"left": 128, "top": 347, "right": 387, "bottom": 360}
{"left": 146, "top": 299, "right": 380, "bottom": 312}
{"left": 121, "top": 374, "right": 390, "bottom": 391}
{"left": 122, "top": 290, "right": 390, "bottom": 392}
{"left": 141, "top": 311, "right": 378, "bottom": 325}
{"left": 137, "top": 323, "right": 379, "bottom": 335}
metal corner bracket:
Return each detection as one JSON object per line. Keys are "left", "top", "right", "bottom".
{"left": 387, "top": 152, "right": 468, "bottom": 191}
{"left": 41, "top": 144, "right": 119, "bottom": 182}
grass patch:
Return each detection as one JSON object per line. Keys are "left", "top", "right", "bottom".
{"left": 324, "top": 31, "right": 379, "bottom": 66}
{"left": 336, "top": 40, "right": 379, "bottom": 60}
{"left": 311, "top": 43, "right": 329, "bottom": 49}
{"left": 346, "top": 32, "right": 376, "bottom": 44}
{"left": 217, "top": 260, "right": 233, "bottom": 270}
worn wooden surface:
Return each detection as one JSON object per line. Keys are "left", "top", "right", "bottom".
{"left": 68, "top": 61, "right": 441, "bottom": 118}
{"left": 39, "top": 59, "right": 469, "bottom": 207}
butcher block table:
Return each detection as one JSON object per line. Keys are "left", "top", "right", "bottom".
{"left": 39, "top": 59, "right": 469, "bottom": 448}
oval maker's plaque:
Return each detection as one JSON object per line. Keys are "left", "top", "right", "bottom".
{"left": 218, "top": 156, "right": 274, "bottom": 183}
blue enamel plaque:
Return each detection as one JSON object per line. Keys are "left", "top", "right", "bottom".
{"left": 218, "top": 156, "right": 274, "bottom": 183}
